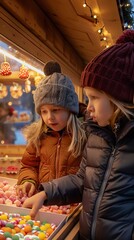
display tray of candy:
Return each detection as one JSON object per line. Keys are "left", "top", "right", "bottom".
{"left": 0, "top": 204, "right": 67, "bottom": 240}
{"left": 0, "top": 177, "right": 81, "bottom": 217}
{"left": 40, "top": 203, "right": 81, "bottom": 220}
{"left": 0, "top": 177, "right": 17, "bottom": 187}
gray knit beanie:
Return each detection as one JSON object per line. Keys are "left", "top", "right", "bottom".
{"left": 34, "top": 72, "right": 79, "bottom": 115}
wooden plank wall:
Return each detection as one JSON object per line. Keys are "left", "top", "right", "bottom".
{"left": 0, "top": 0, "right": 84, "bottom": 85}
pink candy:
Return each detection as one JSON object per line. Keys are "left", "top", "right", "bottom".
{"left": 0, "top": 179, "right": 79, "bottom": 216}
{"left": 0, "top": 198, "right": 4, "bottom": 204}
{"left": 14, "top": 199, "right": 21, "bottom": 207}
{"left": 3, "top": 184, "right": 10, "bottom": 191}
{"left": 0, "top": 180, "right": 25, "bottom": 207}
{"left": 41, "top": 204, "right": 72, "bottom": 214}
{"left": 5, "top": 199, "right": 12, "bottom": 205}
{"left": 0, "top": 183, "right": 4, "bottom": 188}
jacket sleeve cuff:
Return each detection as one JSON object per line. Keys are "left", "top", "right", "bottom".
{"left": 38, "top": 182, "right": 53, "bottom": 204}
{"left": 20, "top": 179, "right": 36, "bottom": 186}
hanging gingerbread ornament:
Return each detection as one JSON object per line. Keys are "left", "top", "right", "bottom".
{"left": 0, "top": 83, "right": 8, "bottom": 99}
{"left": 0, "top": 61, "right": 12, "bottom": 76}
{"left": 10, "top": 82, "right": 23, "bottom": 99}
{"left": 25, "top": 79, "right": 31, "bottom": 93}
{"left": 34, "top": 75, "right": 42, "bottom": 87}
{"left": 19, "top": 65, "right": 29, "bottom": 79}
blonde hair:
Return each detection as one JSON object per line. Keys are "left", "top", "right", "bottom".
{"left": 106, "top": 94, "right": 134, "bottom": 129}
{"left": 23, "top": 113, "right": 87, "bottom": 157}
{"left": 85, "top": 88, "right": 134, "bottom": 129}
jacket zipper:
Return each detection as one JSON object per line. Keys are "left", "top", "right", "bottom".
{"left": 91, "top": 148, "right": 116, "bottom": 240}
{"left": 55, "top": 136, "right": 62, "bottom": 178}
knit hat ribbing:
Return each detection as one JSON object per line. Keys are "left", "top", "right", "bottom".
{"left": 81, "top": 30, "right": 134, "bottom": 103}
{"left": 34, "top": 72, "right": 79, "bottom": 114}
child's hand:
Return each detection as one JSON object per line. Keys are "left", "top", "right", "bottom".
{"left": 22, "top": 191, "right": 47, "bottom": 219}
{"left": 16, "top": 182, "right": 36, "bottom": 198}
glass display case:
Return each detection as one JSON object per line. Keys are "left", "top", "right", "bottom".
{"left": 0, "top": 36, "right": 45, "bottom": 145}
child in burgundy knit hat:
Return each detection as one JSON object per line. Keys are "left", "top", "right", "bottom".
{"left": 23, "top": 30, "right": 134, "bottom": 240}
{"left": 81, "top": 29, "right": 134, "bottom": 104}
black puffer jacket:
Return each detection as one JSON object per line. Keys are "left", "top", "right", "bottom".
{"left": 41, "top": 118, "right": 134, "bottom": 240}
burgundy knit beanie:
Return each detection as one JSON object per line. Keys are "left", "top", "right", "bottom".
{"left": 81, "top": 30, "right": 134, "bottom": 103}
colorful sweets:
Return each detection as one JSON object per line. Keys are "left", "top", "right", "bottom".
{"left": 0, "top": 179, "right": 78, "bottom": 214}
{"left": 0, "top": 211, "right": 56, "bottom": 240}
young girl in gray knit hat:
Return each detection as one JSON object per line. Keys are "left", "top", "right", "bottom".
{"left": 16, "top": 72, "right": 87, "bottom": 197}
{"left": 23, "top": 30, "right": 134, "bottom": 240}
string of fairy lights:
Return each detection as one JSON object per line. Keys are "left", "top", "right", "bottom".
{"left": 82, "top": 0, "right": 134, "bottom": 49}
{"left": 82, "top": 0, "right": 111, "bottom": 48}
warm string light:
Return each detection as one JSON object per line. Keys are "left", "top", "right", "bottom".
{"left": 97, "top": 25, "right": 104, "bottom": 34}
{"left": 97, "top": 26, "right": 110, "bottom": 48}
{"left": 82, "top": 0, "right": 98, "bottom": 24}
{"left": 82, "top": 1, "right": 112, "bottom": 48}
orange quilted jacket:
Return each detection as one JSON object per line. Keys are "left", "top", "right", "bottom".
{"left": 17, "top": 130, "right": 82, "bottom": 188}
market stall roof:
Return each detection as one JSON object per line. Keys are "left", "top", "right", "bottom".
{"left": 34, "top": 0, "right": 134, "bottom": 64}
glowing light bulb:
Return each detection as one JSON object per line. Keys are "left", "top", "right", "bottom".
{"left": 83, "top": 3, "right": 86, "bottom": 7}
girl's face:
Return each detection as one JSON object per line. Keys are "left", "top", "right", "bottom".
{"left": 40, "top": 105, "right": 70, "bottom": 131}
{"left": 84, "top": 87, "right": 114, "bottom": 126}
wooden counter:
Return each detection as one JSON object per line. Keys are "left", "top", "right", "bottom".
{"left": 0, "top": 145, "right": 25, "bottom": 156}
{"left": 53, "top": 206, "right": 82, "bottom": 240}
